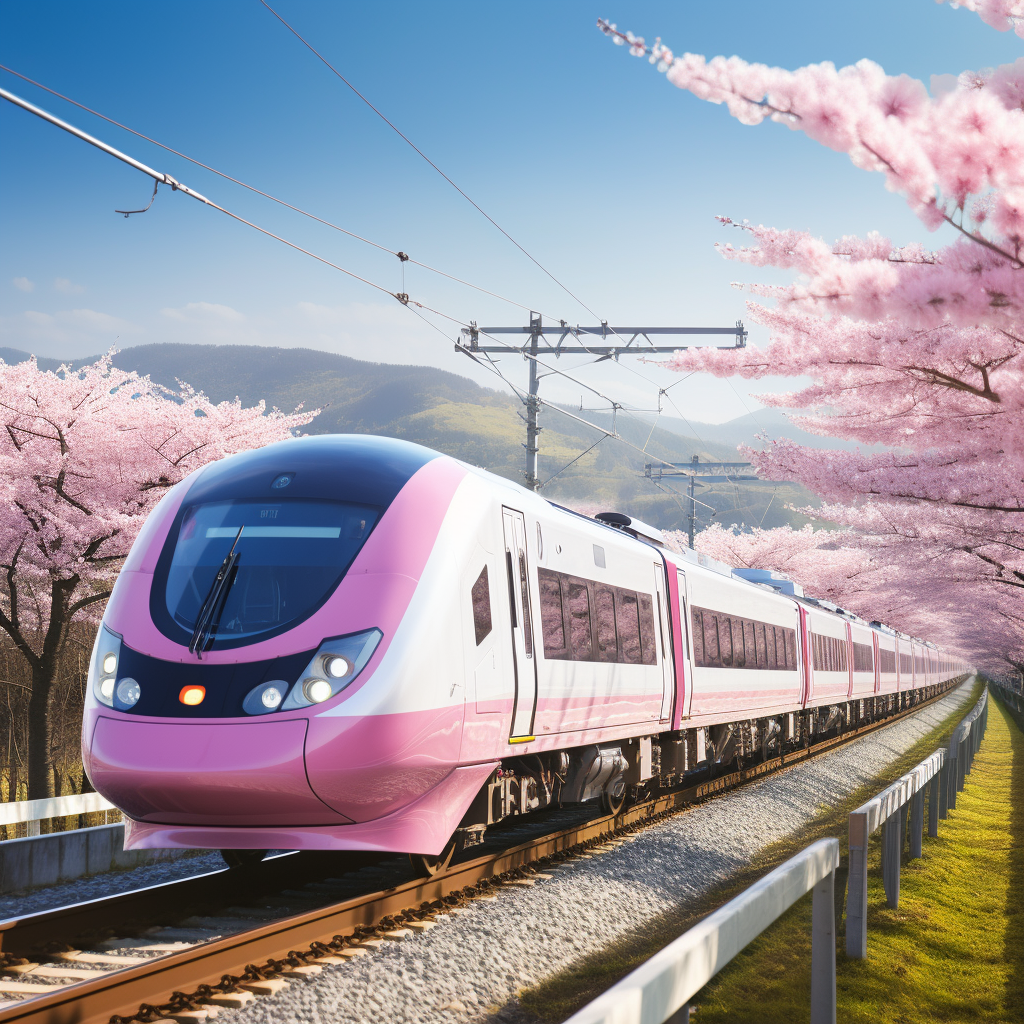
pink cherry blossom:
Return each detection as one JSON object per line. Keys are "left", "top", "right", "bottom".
{"left": 0, "top": 352, "right": 316, "bottom": 796}
{"left": 601, "top": 13, "right": 1024, "bottom": 682}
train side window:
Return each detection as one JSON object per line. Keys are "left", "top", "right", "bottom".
{"left": 692, "top": 607, "right": 705, "bottom": 666}
{"left": 595, "top": 586, "right": 617, "bottom": 662}
{"left": 766, "top": 626, "right": 778, "bottom": 670}
{"left": 567, "top": 580, "right": 592, "bottom": 660}
{"left": 471, "top": 566, "right": 492, "bottom": 646}
{"left": 785, "top": 629, "right": 797, "bottom": 669}
{"left": 719, "top": 615, "right": 733, "bottom": 667}
{"left": 638, "top": 593, "right": 657, "bottom": 665}
{"left": 756, "top": 623, "right": 767, "bottom": 668}
{"left": 704, "top": 612, "right": 721, "bottom": 666}
{"left": 537, "top": 568, "right": 565, "bottom": 655}
{"left": 743, "top": 620, "right": 756, "bottom": 670}
{"left": 617, "top": 591, "right": 642, "bottom": 664}
{"left": 733, "top": 618, "right": 746, "bottom": 668}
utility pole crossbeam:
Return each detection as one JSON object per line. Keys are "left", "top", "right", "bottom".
{"left": 645, "top": 455, "right": 770, "bottom": 548}
{"left": 458, "top": 315, "right": 747, "bottom": 491}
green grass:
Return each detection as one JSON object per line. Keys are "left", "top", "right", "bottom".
{"left": 516, "top": 680, "right": 986, "bottom": 1023}
{"left": 688, "top": 691, "right": 1023, "bottom": 1024}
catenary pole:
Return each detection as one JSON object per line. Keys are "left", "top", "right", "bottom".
{"left": 461, "top": 316, "right": 748, "bottom": 491}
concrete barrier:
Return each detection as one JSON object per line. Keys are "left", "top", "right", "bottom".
{"left": 0, "top": 823, "right": 195, "bottom": 896}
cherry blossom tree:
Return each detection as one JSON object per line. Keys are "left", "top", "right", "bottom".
{"left": 598, "top": 13, "right": 1024, "bottom": 681}
{"left": 0, "top": 353, "right": 315, "bottom": 798}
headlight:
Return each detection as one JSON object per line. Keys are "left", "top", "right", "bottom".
{"left": 115, "top": 678, "right": 141, "bottom": 709}
{"left": 280, "top": 628, "right": 383, "bottom": 711}
{"left": 303, "top": 678, "right": 334, "bottom": 704}
{"left": 242, "top": 680, "right": 288, "bottom": 715}
{"left": 88, "top": 625, "right": 122, "bottom": 708}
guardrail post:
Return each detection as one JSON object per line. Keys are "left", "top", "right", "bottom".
{"left": 939, "top": 759, "right": 949, "bottom": 819}
{"left": 928, "top": 771, "right": 940, "bottom": 837}
{"left": 810, "top": 865, "right": 837, "bottom": 1024}
{"left": 957, "top": 737, "right": 967, "bottom": 792}
{"left": 26, "top": 819, "right": 41, "bottom": 838}
{"left": 882, "top": 810, "right": 901, "bottom": 908}
{"left": 910, "top": 787, "right": 924, "bottom": 859}
{"left": 846, "top": 810, "right": 869, "bottom": 959}
{"left": 666, "top": 1006, "right": 690, "bottom": 1022}
{"left": 947, "top": 741, "right": 959, "bottom": 811}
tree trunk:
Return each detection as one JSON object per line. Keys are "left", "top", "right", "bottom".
{"left": 27, "top": 660, "right": 56, "bottom": 800}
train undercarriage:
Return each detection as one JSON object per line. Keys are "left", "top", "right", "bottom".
{"left": 431, "top": 678, "right": 965, "bottom": 873}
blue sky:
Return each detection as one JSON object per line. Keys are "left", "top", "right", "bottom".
{"left": 1, "top": 1, "right": 1020, "bottom": 423}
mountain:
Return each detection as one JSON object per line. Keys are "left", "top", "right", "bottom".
{"left": 651, "top": 406, "right": 886, "bottom": 455}
{"left": 0, "top": 343, "right": 830, "bottom": 535}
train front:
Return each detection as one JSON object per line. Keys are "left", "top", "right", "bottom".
{"left": 82, "top": 434, "right": 483, "bottom": 856}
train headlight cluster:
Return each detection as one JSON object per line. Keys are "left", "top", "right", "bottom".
{"left": 88, "top": 625, "right": 123, "bottom": 709}
{"left": 240, "top": 628, "right": 383, "bottom": 715}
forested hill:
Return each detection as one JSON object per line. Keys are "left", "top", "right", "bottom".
{"left": 0, "top": 343, "right": 825, "bottom": 534}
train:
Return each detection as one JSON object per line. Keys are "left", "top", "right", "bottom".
{"left": 82, "top": 435, "right": 971, "bottom": 872}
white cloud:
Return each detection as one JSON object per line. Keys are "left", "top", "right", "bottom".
{"left": 53, "top": 278, "right": 86, "bottom": 295}
{"left": 0, "top": 308, "right": 142, "bottom": 358}
{"left": 12, "top": 277, "right": 34, "bottom": 292}
{"left": 160, "top": 301, "right": 245, "bottom": 323}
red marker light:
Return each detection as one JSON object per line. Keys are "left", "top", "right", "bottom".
{"left": 179, "top": 685, "right": 206, "bottom": 706}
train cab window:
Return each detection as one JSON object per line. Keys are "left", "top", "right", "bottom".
{"left": 567, "top": 581, "right": 592, "bottom": 660}
{"left": 538, "top": 568, "right": 565, "bottom": 654}
{"left": 595, "top": 586, "right": 617, "bottom": 662}
{"left": 471, "top": 567, "right": 492, "bottom": 645}
{"left": 162, "top": 498, "right": 379, "bottom": 648}
{"left": 617, "top": 592, "right": 643, "bottom": 664}
{"left": 691, "top": 608, "right": 705, "bottom": 665}
{"left": 638, "top": 594, "right": 657, "bottom": 665}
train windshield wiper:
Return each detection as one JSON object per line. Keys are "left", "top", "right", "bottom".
{"left": 189, "top": 526, "right": 243, "bottom": 658}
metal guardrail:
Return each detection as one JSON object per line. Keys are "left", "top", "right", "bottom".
{"left": 563, "top": 838, "right": 840, "bottom": 1024}
{"left": 846, "top": 687, "right": 988, "bottom": 958}
{"left": 0, "top": 792, "right": 116, "bottom": 837}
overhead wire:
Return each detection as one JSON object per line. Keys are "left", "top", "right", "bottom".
{"left": 255, "top": 5, "right": 759, "bottom": 507}
{"left": 0, "top": 64, "right": 740, "bottom": 511}
{"left": 258, "top": 0, "right": 604, "bottom": 323}
{"left": 0, "top": 63, "right": 563, "bottom": 322}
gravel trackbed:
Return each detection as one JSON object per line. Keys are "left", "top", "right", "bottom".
{"left": 215, "top": 680, "right": 976, "bottom": 1024}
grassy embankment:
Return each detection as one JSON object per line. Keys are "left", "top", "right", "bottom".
{"left": 516, "top": 679, "right": 994, "bottom": 1022}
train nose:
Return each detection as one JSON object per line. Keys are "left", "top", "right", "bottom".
{"left": 87, "top": 717, "right": 352, "bottom": 826}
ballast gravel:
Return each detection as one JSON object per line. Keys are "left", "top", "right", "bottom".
{"left": 215, "top": 680, "right": 976, "bottom": 1024}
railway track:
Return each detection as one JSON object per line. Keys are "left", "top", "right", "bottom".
{"left": 0, "top": 683, "right": 962, "bottom": 1024}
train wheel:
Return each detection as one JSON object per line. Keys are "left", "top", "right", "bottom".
{"left": 601, "top": 786, "right": 626, "bottom": 816}
{"left": 220, "top": 849, "right": 268, "bottom": 869}
{"left": 409, "top": 837, "right": 457, "bottom": 878}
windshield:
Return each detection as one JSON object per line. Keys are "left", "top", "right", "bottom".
{"left": 164, "top": 499, "right": 378, "bottom": 645}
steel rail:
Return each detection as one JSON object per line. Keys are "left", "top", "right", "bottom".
{"left": 0, "top": 682, "right": 962, "bottom": 1024}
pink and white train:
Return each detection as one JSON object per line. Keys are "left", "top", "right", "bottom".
{"left": 82, "top": 436, "right": 970, "bottom": 870}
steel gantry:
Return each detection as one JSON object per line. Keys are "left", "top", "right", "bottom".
{"left": 646, "top": 456, "right": 772, "bottom": 548}
{"left": 458, "top": 314, "right": 747, "bottom": 491}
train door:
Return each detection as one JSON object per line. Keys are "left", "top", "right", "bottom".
{"left": 502, "top": 507, "right": 538, "bottom": 742}
{"left": 654, "top": 564, "right": 673, "bottom": 721}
